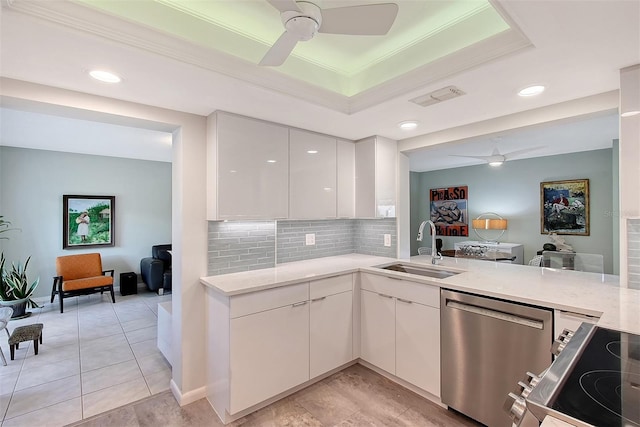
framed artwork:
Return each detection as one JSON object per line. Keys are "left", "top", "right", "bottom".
{"left": 540, "top": 179, "right": 589, "bottom": 235}
{"left": 63, "top": 195, "right": 115, "bottom": 249}
{"left": 430, "top": 186, "right": 468, "bottom": 236}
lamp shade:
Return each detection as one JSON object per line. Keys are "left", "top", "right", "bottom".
{"left": 472, "top": 218, "right": 508, "bottom": 230}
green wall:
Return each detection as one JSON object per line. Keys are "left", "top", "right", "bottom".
{"left": 410, "top": 149, "right": 616, "bottom": 274}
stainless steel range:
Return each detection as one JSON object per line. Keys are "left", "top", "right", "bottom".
{"left": 505, "top": 323, "right": 640, "bottom": 426}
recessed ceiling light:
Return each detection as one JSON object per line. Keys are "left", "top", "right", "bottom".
{"left": 307, "top": 150, "right": 318, "bottom": 154}
{"left": 89, "top": 70, "right": 121, "bottom": 83}
{"left": 489, "top": 161, "right": 503, "bottom": 167}
{"left": 266, "top": 159, "right": 277, "bottom": 163}
{"left": 621, "top": 110, "right": 640, "bottom": 118}
{"left": 398, "top": 121, "right": 418, "bottom": 130}
{"left": 518, "top": 85, "right": 545, "bottom": 97}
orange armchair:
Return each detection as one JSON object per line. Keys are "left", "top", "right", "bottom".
{"left": 51, "top": 253, "right": 115, "bottom": 313}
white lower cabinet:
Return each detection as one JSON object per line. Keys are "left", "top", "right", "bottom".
{"left": 360, "top": 289, "right": 396, "bottom": 373}
{"left": 396, "top": 298, "right": 440, "bottom": 396}
{"left": 229, "top": 297, "right": 309, "bottom": 413}
{"left": 310, "top": 290, "right": 353, "bottom": 378}
{"left": 360, "top": 273, "right": 441, "bottom": 397}
{"left": 207, "top": 275, "right": 356, "bottom": 422}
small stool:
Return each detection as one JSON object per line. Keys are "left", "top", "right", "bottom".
{"left": 8, "top": 323, "right": 43, "bottom": 360}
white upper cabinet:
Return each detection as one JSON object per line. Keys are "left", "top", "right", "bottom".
{"left": 337, "top": 139, "right": 355, "bottom": 218}
{"left": 207, "top": 112, "right": 289, "bottom": 220}
{"left": 289, "top": 129, "right": 337, "bottom": 219}
{"left": 355, "top": 136, "right": 397, "bottom": 218}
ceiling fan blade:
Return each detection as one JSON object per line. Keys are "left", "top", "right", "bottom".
{"left": 319, "top": 3, "right": 399, "bottom": 35}
{"left": 503, "top": 146, "right": 545, "bottom": 159}
{"left": 259, "top": 31, "right": 299, "bottom": 66}
{"left": 449, "top": 154, "right": 494, "bottom": 161}
{"left": 266, "top": 0, "right": 301, "bottom": 13}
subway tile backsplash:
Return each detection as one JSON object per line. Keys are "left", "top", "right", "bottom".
{"left": 207, "top": 221, "right": 276, "bottom": 275}
{"left": 207, "top": 218, "right": 397, "bottom": 275}
{"left": 353, "top": 219, "right": 397, "bottom": 258}
{"left": 277, "top": 219, "right": 355, "bottom": 263}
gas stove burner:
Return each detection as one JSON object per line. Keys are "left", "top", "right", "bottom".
{"left": 579, "top": 370, "right": 640, "bottom": 426}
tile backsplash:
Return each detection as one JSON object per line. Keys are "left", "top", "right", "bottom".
{"left": 277, "top": 219, "right": 354, "bottom": 263}
{"left": 207, "top": 218, "right": 397, "bottom": 275}
{"left": 207, "top": 221, "right": 276, "bottom": 275}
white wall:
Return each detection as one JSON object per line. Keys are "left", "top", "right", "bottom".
{"left": 411, "top": 149, "right": 616, "bottom": 274}
{"left": 0, "top": 146, "right": 171, "bottom": 298}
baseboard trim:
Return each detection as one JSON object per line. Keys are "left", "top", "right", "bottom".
{"left": 170, "top": 380, "right": 207, "bottom": 406}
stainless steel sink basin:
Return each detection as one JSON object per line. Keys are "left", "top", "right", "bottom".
{"left": 376, "top": 263, "right": 461, "bottom": 279}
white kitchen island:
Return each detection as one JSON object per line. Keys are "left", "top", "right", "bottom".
{"left": 201, "top": 253, "right": 638, "bottom": 424}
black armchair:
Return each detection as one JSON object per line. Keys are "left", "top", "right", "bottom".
{"left": 140, "top": 244, "right": 172, "bottom": 294}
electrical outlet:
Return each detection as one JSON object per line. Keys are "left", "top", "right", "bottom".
{"left": 384, "top": 234, "right": 391, "bottom": 247}
{"left": 305, "top": 233, "right": 315, "bottom": 246}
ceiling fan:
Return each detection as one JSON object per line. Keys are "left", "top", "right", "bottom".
{"left": 260, "top": 0, "right": 399, "bottom": 66}
{"left": 450, "top": 147, "right": 544, "bottom": 167}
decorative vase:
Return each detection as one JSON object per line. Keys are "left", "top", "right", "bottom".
{"left": 0, "top": 298, "right": 30, "bottom": 319}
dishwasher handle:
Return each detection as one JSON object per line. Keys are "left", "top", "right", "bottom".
{"left": 446, "top": 300, "right": 544, "bottom": 330}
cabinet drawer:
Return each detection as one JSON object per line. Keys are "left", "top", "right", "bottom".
{"left": 230, "top": 282, "right": 309, "bottom": 318}
{"left": 392, "top": 279, "right": 439, "bottom": 308}
{"left": 310, "top": 274, "right": 352, "bottom": 299}
{"left": 360, "top": 273, "right": 396, "bottom": 296}
{"left": 360, "top": 273, "right": 439, "bottom": 308}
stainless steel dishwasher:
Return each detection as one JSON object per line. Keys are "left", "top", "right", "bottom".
{"left": 441, "top": 289, "right": 553, "bottom": 427}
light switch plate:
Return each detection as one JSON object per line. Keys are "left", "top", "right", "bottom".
{"left": 384, "top": 234, "right": 391, "bottom": 247}
{"left": 305, "top": 233, "right": 316, "bottom": 246}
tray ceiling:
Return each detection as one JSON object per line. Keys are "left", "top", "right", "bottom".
{"left": 75, "top": 0, "right": 525, "bottom": 104}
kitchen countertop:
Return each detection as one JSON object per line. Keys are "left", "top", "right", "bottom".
{"left": 200, "top": 253, "right": 640, "bottom": 335}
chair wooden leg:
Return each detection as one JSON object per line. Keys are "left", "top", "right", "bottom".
{"left": 33, "top": 339, "right": 39, "bottom": 355}
{"left": 110, "top": 286, "right": 115, "bottom": 303}
{"left": 60, "top": 292, "right": 64, "bottom": 314}
{"left": 10, "top": 345, "right": 15, "bottom": 361}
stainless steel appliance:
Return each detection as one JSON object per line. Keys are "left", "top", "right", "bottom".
{"left": 441, "top": 289, "right": 553, "bottom": 427}
{"left": 508, "top": 323, "right": 640, "bottom": 426}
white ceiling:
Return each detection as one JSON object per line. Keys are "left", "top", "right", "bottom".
{"left": 0, "top": 0, "right": 638, "bottom": 171}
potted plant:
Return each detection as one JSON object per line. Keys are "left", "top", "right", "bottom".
{"left": 0, "top": 216, "right": 40, "bottom": 318}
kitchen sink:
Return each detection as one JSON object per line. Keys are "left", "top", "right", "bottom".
{"left": 376, "top": 263, "right": 461, "bottom": 279}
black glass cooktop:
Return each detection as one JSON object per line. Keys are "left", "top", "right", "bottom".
{"left": 551, "top": 327, "right": 640, "bottom": 426}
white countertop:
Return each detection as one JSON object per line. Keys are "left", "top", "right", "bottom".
{"left": 200, "top": 253, "right": 640, "bottom": 335}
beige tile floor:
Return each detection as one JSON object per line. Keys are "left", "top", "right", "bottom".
{"left": 0, "top": 290, "right": 171, "bottom": 427}
{"left": 71, "top": 364, "right": 480, "bottom": 427}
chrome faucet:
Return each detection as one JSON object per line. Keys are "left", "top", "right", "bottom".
{"left": 417, "top": 220, "right": 442, "bottom": 265}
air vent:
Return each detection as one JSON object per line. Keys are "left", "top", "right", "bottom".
{"left": 410, "top": 86, "right": 466, "bottom": 107}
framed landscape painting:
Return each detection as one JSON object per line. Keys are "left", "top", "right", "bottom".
{"left": 540, "top": 179, "right": 589, "bottom": 235}
{"left": 63, "top": 195, "right": 115, "bottom": 249}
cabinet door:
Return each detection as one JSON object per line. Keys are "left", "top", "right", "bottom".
{"left": 310, "top": 291, "right": 353, "bottom": 378}
{"left": 337, "top": 139, "right": 355, "bottom": 218}
{"left": 375, "top": 136, "right": 397, "bottom": 218}
{"left": 217, "top": 113, "right": 289, "bottom": 219}
{"left": 355, "top": 138, "right": 376, "bottom": 218}
{"left": 360, "top": 289, "right": 395, "bottom": 374}
{"left": 396, "top": 299, "right": 440, "bottom": 397}
{"left": 229, "top": 302, "right": 309, "bottom": 414}
{"left": 289, "top": 129, "right": 337, "bottom": 219}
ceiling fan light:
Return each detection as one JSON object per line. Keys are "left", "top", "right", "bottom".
{"left": 518, "top": 85, "right": 545, "bottom": 97}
